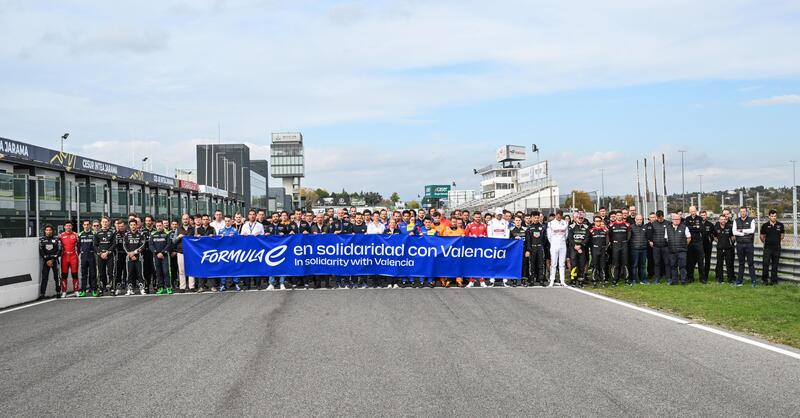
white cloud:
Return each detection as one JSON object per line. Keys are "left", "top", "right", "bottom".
{"left": 744, "top": 94, "right": 800, "bottom": 106}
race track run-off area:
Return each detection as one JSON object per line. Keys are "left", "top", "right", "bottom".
{"left": 1, "top": 288, "right": 798, "bottom": 417}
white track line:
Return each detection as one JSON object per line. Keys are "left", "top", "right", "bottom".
{"left": 566, "top": 286, "right": 800, "bottom": 361}
{"left": 0, "top": 298, "right": 55, "bottom": 315}
{"left": 687, "top": 324, "right": 800, "bottom": 360}
{"left": 567, "top": 286, "right": 690, "bottom": 324}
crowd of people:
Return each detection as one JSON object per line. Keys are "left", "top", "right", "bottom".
{"left": 37, "top": 204, "right": 786, "bottom": 300}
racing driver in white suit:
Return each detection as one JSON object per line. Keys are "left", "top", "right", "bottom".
{"left": 547, "top": 210, "right": 569, "bottom": 287}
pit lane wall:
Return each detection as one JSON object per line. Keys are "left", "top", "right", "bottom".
{"left": 0, "top": 238, "right": 41, "bottom": 309}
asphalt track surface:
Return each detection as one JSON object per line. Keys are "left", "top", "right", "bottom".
{"left": 1, "top": 288, "right": 799, "bottom": 417}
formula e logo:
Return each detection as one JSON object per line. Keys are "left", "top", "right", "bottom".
{"left": 199, "top": 245, "right": 287, "bottom": 266}
{"left": 264, "top": 245, "right": 287, "bottom": 266}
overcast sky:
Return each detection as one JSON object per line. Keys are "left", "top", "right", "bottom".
{"left": 2, "top": 0, "right": 799, "bottom": 201}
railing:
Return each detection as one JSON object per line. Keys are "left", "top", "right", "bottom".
{"left": 707, "top": 246, "right": 800, "bottom": 283}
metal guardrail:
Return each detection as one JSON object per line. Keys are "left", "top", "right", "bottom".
{"left": 707, "top": 246, "right": 800, "bottom": 283}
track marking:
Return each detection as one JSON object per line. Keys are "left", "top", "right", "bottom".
{"left": 567, "top": 286, "right": 690, "bottom": 324}
{"left": 567, "top": 286, "right": 800, "bottom": 361}
{"left": 0, "top": 298, "right": 55, "bottom": 315}
{"left": 687, "top": 323, "right": 800, "bottom": 360}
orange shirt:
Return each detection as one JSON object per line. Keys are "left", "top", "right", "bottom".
{"left": 442, "top": 226, "right": 465, "bottom": 237}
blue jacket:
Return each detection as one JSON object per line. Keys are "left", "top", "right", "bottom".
{"left": 218, "top": 226, "right": 238, "bottom": 237}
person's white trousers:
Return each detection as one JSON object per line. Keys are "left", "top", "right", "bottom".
{"left": 549, "top": 244, "right": 567, "bottom": 286}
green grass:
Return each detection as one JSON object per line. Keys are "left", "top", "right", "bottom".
{"left": 591, "top": 280, "right": 800, "bottom": 349}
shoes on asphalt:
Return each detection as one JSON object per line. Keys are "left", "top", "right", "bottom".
{"left": 125, "top": 289, "right": 133, "bottom": 296}
{"left": 502, "top": 279, "right": 509, "bottom": 288}
{"left": 219, "top": 286, "right": 226, "bottom": 292}
{"left": 546, "top": 284, "right": 554, "bottom": 288}
{"left": 73, "top": 291, "right": 80, "bottom": 298}
{"left": 60, "top": 292, "right": 67, "bottom": 299}
{"left": 156, "top": 288, "right": 165, "bottom": 295}
{"left": 280, "top": 284, "right": 287, "bottom": 290}
{"left": 140, "top": 288, "right": 146, "bottom": 295}
{"left": 167, "top": 288, "right": 174, "bottom": 295}
{"left": 77, "top": 291, "right": 86, "bottom": 297}
{"left": 235, "top": 284, "right": 242, "bottom": 292}
{"left": 466, "top": 282, "right": 474, "bottom": 288}
{"left": 267, "top": 284, "right": 275, "bottom": 291}
{"left": 393, "top": 284, "right": 399, "bottom": 289}
{"left": 480, "top": 282, "right": 488, "bottom": 288}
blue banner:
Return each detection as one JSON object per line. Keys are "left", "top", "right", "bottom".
{"left": 183, "top": 234, "right": 523, "bottom": 279}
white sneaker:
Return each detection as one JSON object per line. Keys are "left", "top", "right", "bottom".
{"left": 266, "top": 284, "right": 275, "bottom": 291}
{"left": 126, "top": 289, "right": 133, "bottom": 296}
{"left": 280, "top": 284, "right": 287, "bottom": 290}
{"left": 115, "top": 289, "right": 123, "bottom": 296}
{"left": 480, "top": 282, "right": 488, "bottom": 288}
{"left": 61, "top": 292, "right": 67, "bottom": 298}
{"left": 466, "top": 282, "right": 474, "bottom": 288}
{"left": 386, "top": 285, "right": 392, "bottom": 289}
{"left": 140, "top": 288, "right": 146, "bottom": 295}
{"left": 503, "top": 279, "right": 509, "bottom": 288}
{"left": 547, "top": 284, "right": 554, "bottom": 288}
{"left": 73, "top": 291, "right": 80, "bottom": 298}
{"left": 393, "top": 284, "right": 399, "bottom": 289}
{"left": 489, "top": 278, "right": 496, "bottom": 285}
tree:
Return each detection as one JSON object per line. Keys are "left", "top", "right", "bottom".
{"left": 363, "top": 191, "right": 383, "bottom": 206}
{"left": 390, "top": 192, "right": 400, "bottom": 204}
{"left": 701, "top": 195, "right": 721, "bottom": 214}
{"left": 407, "top": 200, "right": 420, "bottom": 209}
{"left": 299, "top": 187, "right": 319, "bottom": 209}
{"left": 315, "top": 188, "right": 330, "bottom": 199}
{"left": 563, "top": 190, "right": 594, "bottom": 211}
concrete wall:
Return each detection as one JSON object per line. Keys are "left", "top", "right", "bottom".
{"left": 0, "top": 238, "right": 42, "bottom": 309}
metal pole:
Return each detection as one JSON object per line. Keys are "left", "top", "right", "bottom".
{"left": 662, "top": 154, "right": 668, "bottom": 214}
{"left": 679, "top": 150, "right": 687, "bottom": 213}
{"left": 756, "top": 192, "right": 761, "bottom": 243}
{"left": 35, "top": 176, "right": 40, "bottom": 236}
{"left": 24, "top": 176, "right": 30, "bottom": 237}
{"left": 76, "top": 183, "right": 80, "bottom": 227}
{"left": 698, "top": 174, "right": 703, "bottom": 212}
{"left": 600, "top": 169, "right": 605, "bottom": 209}
{"left": 636, "top": 160, "right": 642, "bottom": 215}
{"left": 644, "top": 158, "right": 650, "bottom": 215}
{"left": 792, "top": 160, "right": 797, "bottom": 248}
{"left": 653, "top": 155, "right": 659, "bottom": 211}
{"left": 739, "top": 190, "right": 744, "bottom": 208}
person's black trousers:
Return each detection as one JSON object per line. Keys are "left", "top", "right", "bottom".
{"left": 761, "top": 247, "right": 781, "bottom": 285}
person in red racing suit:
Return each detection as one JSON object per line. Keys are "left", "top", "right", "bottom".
{"left": 59, "top": 222, "right": 80, "bottom": 296}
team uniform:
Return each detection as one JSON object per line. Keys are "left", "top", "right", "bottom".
{"left": 567, "top": 222, "right": 589, "bottom": 286}
{"left": 78, "top": 230, "right": 97, "bottom": 296}
{"left": 547, "top": 219, "right": 569, "bottom": 287}
{"left": 59, "top": 230, "right": 79, "bottom": 296}
{"left": 39, "top": 234, "right": 61, "bottom": 297}
{"left": 713, "top": 221, "right": 735, "bottom": 283}
{"left": 123, "top": 229, "right": 147, "bottom": 295}
{"left": 525, "top": 223, "right": 546, "bottom": 286}
{"left": 149, "top": 229, "right": 173, "bottom": 294}
{"left": 587, "top": 226, "right": 609, "bottom": 285}
{"left": 608, "top": 221, "right": 631, "bottom": 286}
{"left": 94, "top": 228, "right": 115, "bottom": 295}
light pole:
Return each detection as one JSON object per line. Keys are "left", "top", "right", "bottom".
{"left": 678, "top": 150, "right": 687, "bottom": 213}
{"left": 60, "top": 133, "right": 69, "bottom": 153}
